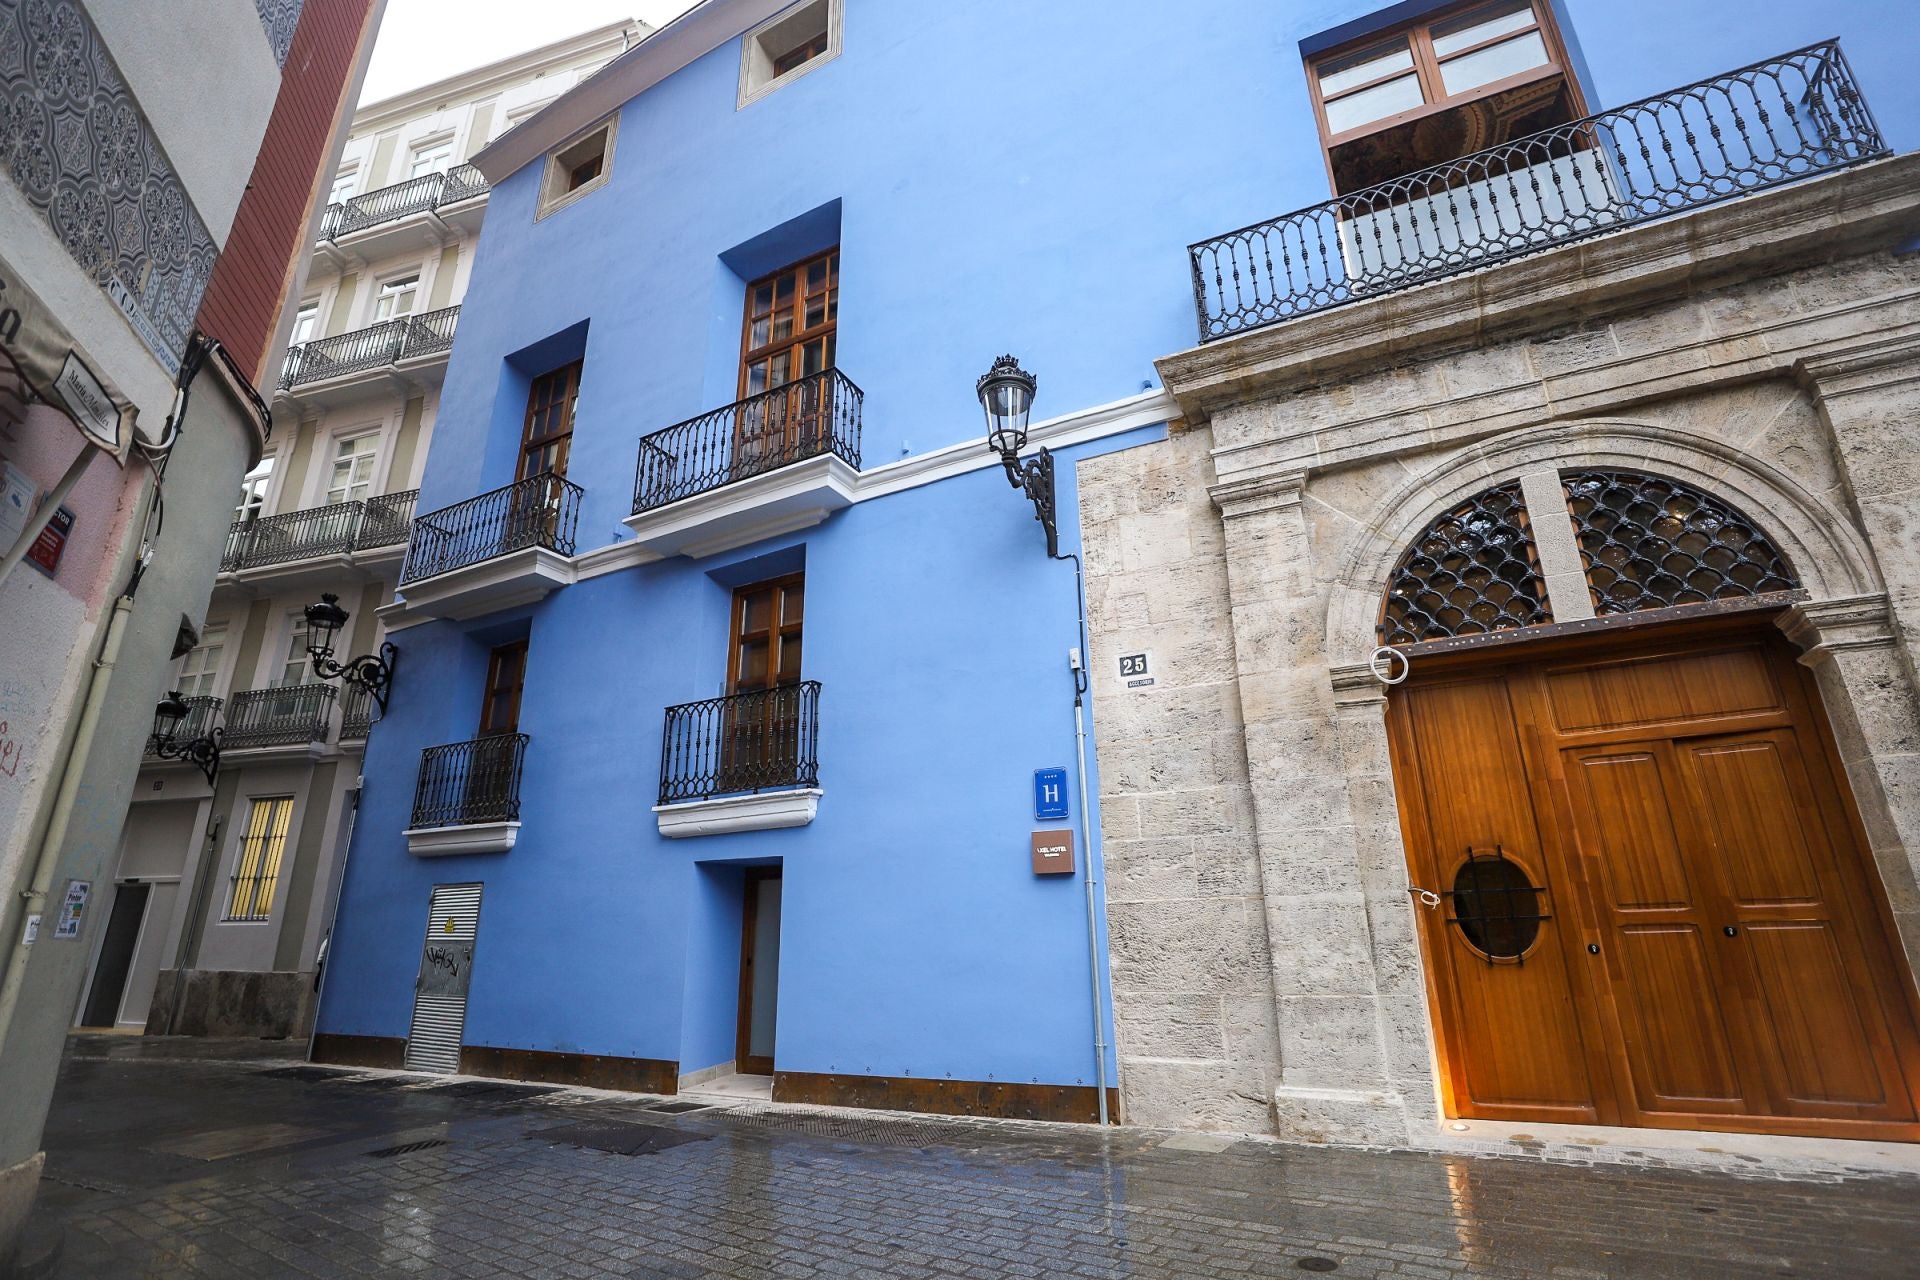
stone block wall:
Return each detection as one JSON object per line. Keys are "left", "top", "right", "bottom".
{"left": 145, "top": 968, "right": 319, "bottom": 1040}
{"left": 1079, "top": 426, "right": 1279, "bottom": 1132}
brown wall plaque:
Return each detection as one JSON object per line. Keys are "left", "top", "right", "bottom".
{"left": 1031, "top": 829, "right": 1074, "bottom": 875}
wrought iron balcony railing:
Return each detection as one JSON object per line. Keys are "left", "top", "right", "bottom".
{"left": 411, "top": 733, "right": 529, "bottom": 829}
{"left": 659, "top": 681, "right": 822, "bottom": 805}
{"left": 145, "top": 696, "right": 221, "bottom": 757}
{"left": 633, "top": 369, "right": 863, "bottom": 514}
{"left": 339, "top": 682, "right": 376, "bottom": 741}
{"left": 400, "top": 472, "right": 584, "bottom": 585}
{"left": 1189, "top": 41, "right": 1888, "bottom": 342}
{"left": 220, "top": 489, "right": 420, "bottom": 573}
{"left": 322, "top": 164, "right": 491, "bottom": 242}
{"left": 279, "top": 306, "right": 460, "bottom": 391}
{"left": 223, "top": 685, "right": 337, "bottom": 750}
{"left": 357, "top": 488, "right": 419, "bottom": 549}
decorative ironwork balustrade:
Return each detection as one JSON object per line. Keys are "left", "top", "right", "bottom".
{"left": 659, "top": 681, "right": 822, "bottom": 804}
{"left": 401, "top": 305, "right": 461, "bottom": 360}
{"left": 441, "top": 162, "right": 489, "bottom": 204}
{"left": 400, "top": 472, "right": 584, "bottom": 585}
{"left": 1189, "top": 41, "right": 1887, "bottom": 342}
{"left": 145, "top": 696, "right": 221, "bottom": 757}
{"left": 220, "top": 489, "right": 421, "bottom": 573}
{"left": 338, "top": 682, "right": 376, "bottom": 741}
{"left": 632, "top": 369, "right": 863, "bottom": 514}
{"left": 357, "top": 488, "right": 419, "bottom": 549}
{"left": 320, "top": 165, "right": 492, "bottom": 243}
{"left": 279, "top": 307, "right": 460, "bottom": 391}
{"left": 411, "top": 734, "right": 529, "bottom": 829}
{"left": 224, "top": 500, "right": 365, "bottom": 570}
{"left": 223, "top": 685, "right": 337, "bottom": 750}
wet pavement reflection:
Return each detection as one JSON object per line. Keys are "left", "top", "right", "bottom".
{"left": 29, "top": 1035, "right": 1920, "bottom": 1277}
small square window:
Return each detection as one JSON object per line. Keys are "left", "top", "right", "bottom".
{"left": 738, "top": 0, "right": 842, "bottom": 109}
{"left": 536, "top": 116, "right": 618, "bottom": 220}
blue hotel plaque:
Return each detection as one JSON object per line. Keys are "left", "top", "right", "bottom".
{"left": 1033, "top": 767, "right": 1070, "bottom": 821}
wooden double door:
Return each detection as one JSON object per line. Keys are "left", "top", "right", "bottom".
{"left": 1387, "top": 623, "right": 1920, "bottom": 1139}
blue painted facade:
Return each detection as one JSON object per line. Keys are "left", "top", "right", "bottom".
{"left": 316, "top": 0, "right": 1916, "bottom": 1104}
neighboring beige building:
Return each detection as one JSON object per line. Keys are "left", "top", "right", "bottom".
{"left": 81, "top": 21, "right": 644, "bottom": 1041}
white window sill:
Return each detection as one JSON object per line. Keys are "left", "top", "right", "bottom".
{"left": 405, "top": 821, "right": 521, "bottom": 856}
{"left": 653, "top": 789, "right": 821, "bottom": 839}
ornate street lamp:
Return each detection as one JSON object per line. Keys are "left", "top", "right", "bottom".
{"left": 151, "top": 691, "right": 222, "bottom": 784}
{"left": 977, "top": 355, "right": 1057, "bottom": 557}
{"left": 303, "top": 593, "right": 399, "bottom": 717}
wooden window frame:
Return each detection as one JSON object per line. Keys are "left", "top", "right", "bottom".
{"left": 726, "top": 573, "right": 805, "bottom": 695}
{"left": 1305, "top": 0, "right": 1588, "bottom": 172}
{"left": 480, "top": 640, "right": 528, "bottom": 736}
{"left": 518, "top": 360, "right": 583, "bottom": 483}
{"left": 737, "top": 249, "right": 840, "bottom": 401}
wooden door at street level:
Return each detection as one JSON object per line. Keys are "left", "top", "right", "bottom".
{"left": 1388, "top": 626, "right": 1920, "bottom": 1139}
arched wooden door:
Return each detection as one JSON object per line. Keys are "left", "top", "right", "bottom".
{"left": 1388, "top": 620, "right": 1920, "bottom": 1139}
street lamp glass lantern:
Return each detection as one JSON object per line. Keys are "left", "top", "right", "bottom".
{"left": 303, "top": 593, "right": 350, "bottom": 657}
{"left": 976, "top": 355, "right": 1037, "bottom": 462}
{"left": 152, "top": 691, "right": 189, "bottom": 744}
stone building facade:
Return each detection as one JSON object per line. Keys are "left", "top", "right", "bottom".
{"left": 1085, "top": 152, "right": 1920, "bottom": 1153}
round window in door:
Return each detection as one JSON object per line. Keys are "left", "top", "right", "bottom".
{"left": 1447, "top": 852, "right": 1547, "bottom": 962}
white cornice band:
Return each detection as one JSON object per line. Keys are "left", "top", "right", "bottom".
{"left": 384, "top": 386, "right": 1175, "bottom": 629}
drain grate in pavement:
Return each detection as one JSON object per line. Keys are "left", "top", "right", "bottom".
{"left": 533, "top": 1121, "right": 709, "bottom": 1157}
{"left": 366, "top": 1139, "right": 451, "bottom": 1159}
{"left": 640, "top": 1100, "right": 713, "bottom": 1114}
{"left": 255, "top": 1065, "right": 363, "bottom": 1083}
{"left": 721, "top": 1107, "right": 987, "bottom": 1149}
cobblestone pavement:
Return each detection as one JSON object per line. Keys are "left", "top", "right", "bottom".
{"left": 28, "top": 1036, "right": 1920, "bottom": 1278}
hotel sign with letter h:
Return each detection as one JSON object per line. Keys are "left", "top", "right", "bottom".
{"left": 1033, "top": 767, "right": 1069, "bottom": 821}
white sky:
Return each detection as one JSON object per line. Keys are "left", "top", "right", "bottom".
{"left": 360, "top": 0, "right": 704, "bottom": 105}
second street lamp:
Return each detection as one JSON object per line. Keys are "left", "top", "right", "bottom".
{"left": 304, "top": 593, "right": 399, "bottom": 719}
{"left": 150, "top": 691, "right": 222, "bottom": 784}
{"left": 977, "top": 354, "right": 1057, "bottom": 558}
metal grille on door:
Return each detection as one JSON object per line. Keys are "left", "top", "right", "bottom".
{"left": 404, "top": 883, "right": 482, "bottom": 1073}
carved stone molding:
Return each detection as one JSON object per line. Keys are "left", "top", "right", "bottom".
{"left": 1793, "top": 337, "right": 1920, "bottom": 402}
{"left": 1209, "top": 470, "right": 1305, "bottom": 521}
{"left": 1777, "top": 592, "right": 1897, "bottom": 661}
{"left": 1329, "top": 660, "right": 1391, "bottom": 709}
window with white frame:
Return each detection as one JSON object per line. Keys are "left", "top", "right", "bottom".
{"left": 537, "top": 115, "right": 618, "bottom": 220}
{"left": 290, "top": 301, "right": 320, "bottom": 346}
{"left": 328, "top": 167, "right": 359, "bottom": 204}
{"left": 738, "top": 0, "right": 842, "bottom": 108}
{"left": 535, "top": 116, "right": 618, "bottom": 219}
{"left": 277, "top": 616, "right": 314, "bottom": 687}
{"left": 325, "top": 433, "right": 381, "bottom": 505}
{"left": 236, "top": 456, "right": 274, "bottom": 523}
{"left": 225, "top": 796, "right": 293, "bottom": 922}
{"left": 409, "top": 138, "right": 455, "bottom": 179}
{"left": 175, "top": 625, "right": 227, "bottom": 698}
{"left": 372, "top": 275, "right": 419, "bottom": 321}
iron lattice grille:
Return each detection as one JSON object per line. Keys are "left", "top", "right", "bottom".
{"left": 1379, "top": 483, "right": 1550, "bottom": 646}
{"left": 1442, "top": 848, "right": 1551, "bottom": 965}
{"left": 1562, "top": 470, "right": 1797, "bottom": 615}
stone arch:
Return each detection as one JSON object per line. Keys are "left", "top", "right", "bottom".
{"left": 1324, "top": 418, "right": 1882, "bottom": 663}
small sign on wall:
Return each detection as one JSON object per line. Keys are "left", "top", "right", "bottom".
{"left": 26, "top": 505, "right": 75, "bottom": 578}
{"left": 1031, "top": 829, "right": 1075, "bottom": 876}
{"left": 1117, "top": 650, "right": 1155, "bottom": 689}
{"left": 54, "top": 879, "right": 90, "bottom": 938}
{"left": 1033, "top": 767, "right": 1069, "bottom": 821}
